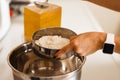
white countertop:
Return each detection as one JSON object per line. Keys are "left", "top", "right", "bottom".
{"left": 0, "top": 0, "right": 120, "bottom": 80}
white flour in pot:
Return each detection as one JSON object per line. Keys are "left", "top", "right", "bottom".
{"left": 35, "top": 35, "right": 70, "bottom": 49}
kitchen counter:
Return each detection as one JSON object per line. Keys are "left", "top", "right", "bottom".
{"left": 0, "top": 0, "right": 120, "bottom": 80}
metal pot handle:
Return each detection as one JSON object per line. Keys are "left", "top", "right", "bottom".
{"left": 75, "top": 54, "right": 85, "bottom": 62}
{"left": 74, "top": 53, "right": 86, "bottom": 70}
{"left": 34, "top": 0, "right": 49, "bottom": 8}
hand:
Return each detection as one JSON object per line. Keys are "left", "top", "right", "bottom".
{"left": 55, "top": 32, "right": 106, "bottom": 57}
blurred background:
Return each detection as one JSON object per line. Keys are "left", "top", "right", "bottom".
{"left": 0, "top": 0, "right": 120, "bottom": 80}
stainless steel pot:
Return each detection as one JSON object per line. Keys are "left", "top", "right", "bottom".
{"left": 8, "top": 28, "right": 86, "bottom": 80}
{"left": 8, "top": 42, "right": 86, "bottom": 80}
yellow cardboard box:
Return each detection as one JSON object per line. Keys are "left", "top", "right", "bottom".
{"left": 24, "top": 3, "right": 62, "bottom": 41}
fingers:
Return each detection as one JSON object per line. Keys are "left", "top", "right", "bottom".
{"left": 55, "top": 43, "right": 72, "bottom": 58}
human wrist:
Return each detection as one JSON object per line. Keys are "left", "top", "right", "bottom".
{"left": 99, "top": 32, "right": 107, "bottom": 49}
{"left": 114, "top": 36, "right": 120, "bottom": 53}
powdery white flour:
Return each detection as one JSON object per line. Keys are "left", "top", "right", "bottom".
{"left": 35, "top": 35, "right": 70, "bottom": 49}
